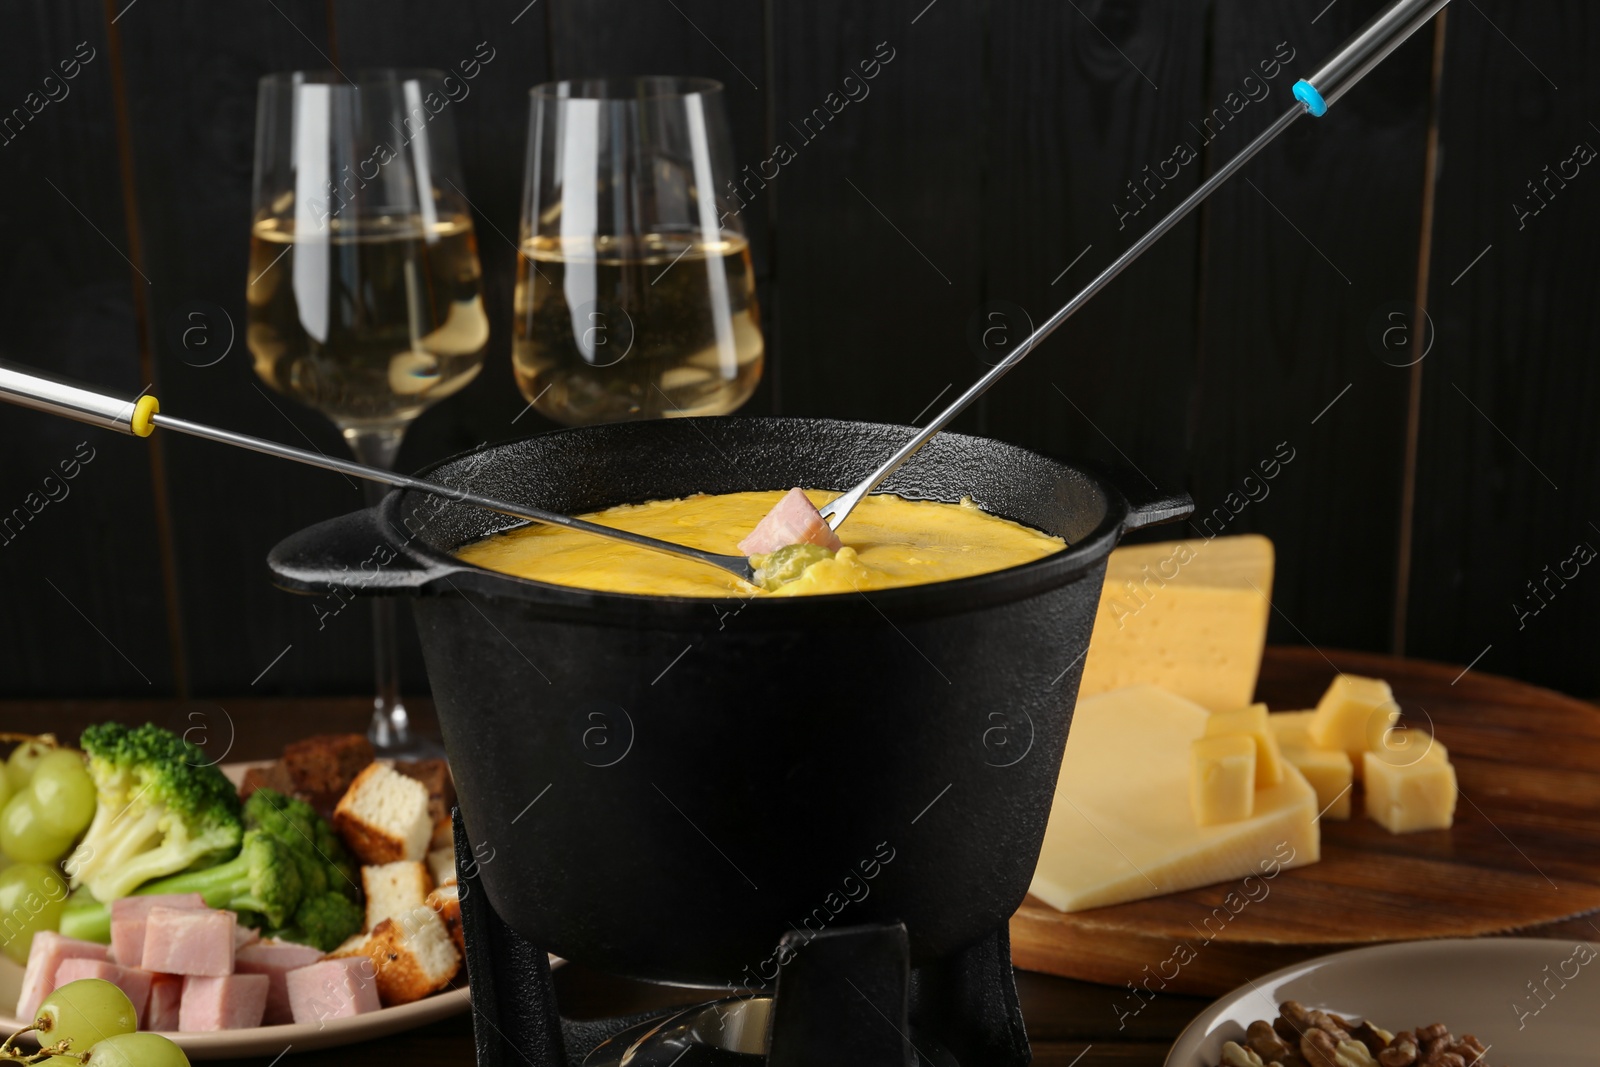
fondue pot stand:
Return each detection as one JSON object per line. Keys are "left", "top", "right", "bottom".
{"left": 269, "top": 417, "right": 1192, "bottom": 1065}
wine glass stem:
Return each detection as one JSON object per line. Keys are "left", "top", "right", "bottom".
{"left": 346, "top": 426, "right": 411, "bottom": 752}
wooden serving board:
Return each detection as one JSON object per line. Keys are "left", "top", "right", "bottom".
{"left": 1010, "top": 647, "right": 1600, "bottom": 995}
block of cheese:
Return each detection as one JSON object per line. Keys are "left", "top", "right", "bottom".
{"left": 1364, "top": 740, "right": 1457, "bottom": 833}
{"left": 1031, "top": 685, "right": 1319, "bottom": 912}
{"left": 1077, "top": 536, "right": 1273, "bottom": 711}
{"left": 1204, "top": 703, "right": 1285, "bottom": 787}
{"left": 1266, "top": 710, "right": 1353, "bottom": 819}
{"left": 1280, "top": 745, "right": 1353, "bottom": 820}
{"left": 1267, "top": 709, "right": 1316, "bottom": 748}
{"left": 1190, "top": 735, "right": 1256, "bottom": 826}
{"left": 1309, "top": 675, "right": 1399, "bottom": 778}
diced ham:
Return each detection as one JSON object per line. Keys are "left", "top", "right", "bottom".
{"left": 737, "top": 488, "right": 843, "bottom": 556}
{"left": 52, "top": 959, "right": 154, "bottom": 1028}
{"left": 109, "top": 894, "right": 207, "bottom": 966}
{"left": 147, "top": 973, "right": 183, "bottom": 1032}
{"left": 286, "top": 959, "right": 381, "bottom": 1026}
{"left": 141, "top": 907, "right": 235, "bottom": 977}
{"left": 16, "top": 932, "right": 110, "bottom": 1025}
{"left": 234, "top": 924, "right": 261, "bottom": 950}
{"left": 235, "top": 942, "right": 325, "bottom": 1026}
{"left": 178, "top": 974, "right": 269, "bottom": 1031}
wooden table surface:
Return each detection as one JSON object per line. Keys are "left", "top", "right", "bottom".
{"left": 3, "top": 646, "right": 1591, "bottom": 1066}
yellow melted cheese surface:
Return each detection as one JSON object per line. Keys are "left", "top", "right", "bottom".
{"left": 456, "top": 489, "right": 1064, "bottom": 598}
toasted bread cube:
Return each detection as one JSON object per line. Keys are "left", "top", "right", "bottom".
{"left": 1190, "top": 735, "right": 1256, "bottom": 826}
{"left": 394, "top": 759, "right": 456, "bottom": 853}
{"left": 427, "top": 846, "right": 457, "bottom": 888}
{"left": 334, "top": 763, "right": 433, "bottom": 864}
{"left": 1310, "top": 675, "right": 1399, "bottom": 778}
{"left": 1280, "top": 744, "right": 1353, "bottom": 819}
{"left": 283, "top": 733, "right": 375, "bottom": 810}
{"left": 1364, "top": 741, "right": 1456, "bottom": 833}
{"left": 1204, "top": 703, "right": 1285, "bottom": 787}
{"left": 353, "top": 907, "right": 461, "bottom": 1006}
{"left": 362, "top": 861, "right": 433, "bottom": 931}
{"left": 426, "top": 885, "right": 464, "bottom": 956}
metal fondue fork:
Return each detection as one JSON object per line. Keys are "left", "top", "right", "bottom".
{"left": 818, "top": 0, "right": 1452, "bottom": 531}
{"left": 0, "top": 363, "right": 759, "bottom": 584}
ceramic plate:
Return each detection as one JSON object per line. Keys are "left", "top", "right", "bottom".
{"left": 1166, "top": 937, "right": 1598, "bottom": 1067}
{"left": 0, "top": 960, "right": 470, "bottom": 1059}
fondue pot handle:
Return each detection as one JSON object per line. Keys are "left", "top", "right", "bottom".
{"left": 1115, "top": 477, "right": 1195, "bottom": 533}
{"left": 267, "top": 506, "right": 458, "bottom": 596}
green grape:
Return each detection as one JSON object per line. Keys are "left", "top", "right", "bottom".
{"left": 0, "top": 793, "right": 74, "bottom": 864}
{"left": 85, "top": 1033, "right": 192, "bottom": 1067}
{"left": 0, "top": 764, "right": 12, "bottom": 813}
{"left": 30, "top": 750, "right": 96, "bottom": 837}
{"left": 0, "top": 862, "right": 70, "bottom": 964}
{"left": 34, "top": 979, "right": 137, "bottom": 1051}
{"left": 6, "top": 739, "right": 57, "bottom": 793}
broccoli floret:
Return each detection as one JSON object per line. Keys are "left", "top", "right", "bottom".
{"left": 128, "top": 830, "right": 303, "bottom": 929}
{"left": 277, "top": 892, "right": 364, "bottom": 952}
{"left": 244, "top": 789, "right": 360, "bottom": 901}
{"left": 67, "top": 723, "right": 243, "bottom": 901}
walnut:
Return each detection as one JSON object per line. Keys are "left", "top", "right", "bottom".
{"left": 1307, "top": 1010, "right": 1352, "bottom": 1042}
{"left": 1223, "top": 1040, "right": 1268, "bottom": 1067}
{"left": 1378, "top": 1038, "right": 1418, "bottom": 1067}
{"left": 1281, "top": 1001, "right": 1314, "bottom": 1035}
{"left": 1415, "top": 1024, "right": 1449, "bottom": 1043}
{"left": 1352, "top": 1022, "right": 1394, "bottom": 1056}
{"left": 1248, "top": 1019, "right": 1296, "bottom": 1064}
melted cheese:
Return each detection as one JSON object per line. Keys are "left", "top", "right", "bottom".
{"left": 456, "top": 490, "right": 1063, "bottom": 597}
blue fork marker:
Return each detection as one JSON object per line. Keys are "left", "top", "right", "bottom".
{"left": 1293, "top": 79, "right": 1329, "bottom": 117}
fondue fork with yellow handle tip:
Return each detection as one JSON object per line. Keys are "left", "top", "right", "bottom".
{"left": 0, "top": 362, "right": 764, "bottom": 586}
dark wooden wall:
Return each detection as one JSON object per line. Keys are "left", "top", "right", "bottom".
{"left": 0, "top": 0, "right": 1594, "bottom": 701}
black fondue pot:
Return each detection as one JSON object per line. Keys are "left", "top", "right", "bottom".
{"left": 268, "top": 417, "right": 1190, "bottom": 985}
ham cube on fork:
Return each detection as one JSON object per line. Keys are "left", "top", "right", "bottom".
{"left": 737, "top": 488, "right": 844, "bottom": 556}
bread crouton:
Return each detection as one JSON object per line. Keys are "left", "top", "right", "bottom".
{"left": 283, "top": 733, "right": 374, "bottom": 811}
{"left": 426, "top": 847, "right": 456, "bottom": 888}
{"left": 425, "top": 885, "right": 464, "bottom": 956}
{"left": 333, "top": 763, "right": 432, "bottom": 864}
{"left": 361, "top": 862, "right": 433, "bottom": 932}
{"left": 393, "top": 759, "right": 456, "bottom": 851}
{"left": 355, "top": 908, "right": 461, "bottom": 1005}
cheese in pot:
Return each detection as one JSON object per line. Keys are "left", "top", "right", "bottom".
{"left": 455, "top": 489, "right": 1064, "bottom": 597}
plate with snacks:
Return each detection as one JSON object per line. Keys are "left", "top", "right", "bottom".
{"left": 1165, "top": 937, "right": 1600, "bottom": 1067}
{"left": 0, "top": 726, "right": 493, "bottom": 1059}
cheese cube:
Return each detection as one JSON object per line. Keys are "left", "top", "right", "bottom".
{"left": 1279, "top": 745, "right": 1353, "bottom": 819}
{"left": 1190, "top": 736, "right": 1257, "bottom": 826}
{"left": 1363, "top": 741, "right": 1456, "bottom": 833}
{"left": 1204, "top": 703, "right": 1285, "bottom": 787}
{"left": 1267, "top": 710, "right": 1317, "bottom": 749}
{"left": 1031, "top": 686, "right": 1320, "bottom": 912}
{"left": 1309, "top": 675, "right": 1399, "bottom": 778}
{"left": 1077, "top": 536, "right": 1273, "bottom": 711}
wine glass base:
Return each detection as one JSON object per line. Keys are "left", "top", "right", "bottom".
{"left": 369, "top": 732, "right": 449, "bottom": 761}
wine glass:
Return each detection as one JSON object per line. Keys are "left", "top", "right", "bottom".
{"left": 247, "top": 69, "right": 488, "bottom": 756}
{"left": 514, "top": 77, "right": 762, "bottom": 425}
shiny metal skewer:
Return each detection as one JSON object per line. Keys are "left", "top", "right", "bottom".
{"left": 149, "top": 414, "right": 759, "bottom": 583}
{"left": 0, "top": 361, "right": 756, "bottom": 584}
{"left": 818, "top": 0, "right": 1451, "bottom": 531}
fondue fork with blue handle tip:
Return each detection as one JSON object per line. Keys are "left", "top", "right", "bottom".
{"left": 0, "top": 362, "right": 761, "bottom": 585}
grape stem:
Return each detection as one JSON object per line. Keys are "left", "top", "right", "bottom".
{"left": 0, "top": 733, "right": 56, "bottom": 747}
{"left": 0, "top": 1026, "right": 77, "bottom": 1064}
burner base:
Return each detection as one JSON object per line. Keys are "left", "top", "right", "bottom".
{"left": 453, "top": 812, "right": 1029, "bottom": 1067}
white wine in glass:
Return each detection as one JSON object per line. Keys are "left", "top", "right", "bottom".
{"left": 249, "top": 69, "right": 488, "bottom": 756}
{"left": 514, "top": 77, "right": 763, "bottom": 425}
